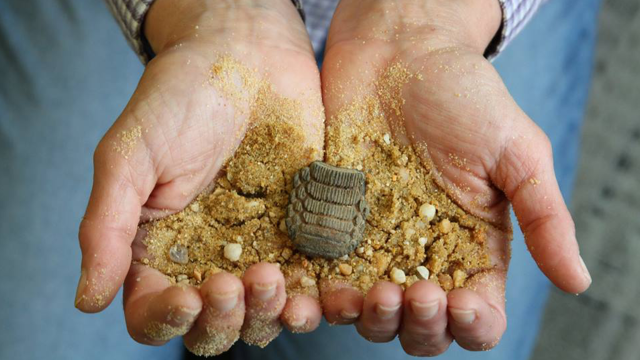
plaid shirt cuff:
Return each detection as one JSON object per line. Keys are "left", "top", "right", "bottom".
{"left": 486, "top": 0, "right": 547, "bottom": 60}
{"left": 104, "top": 0, "right": 305, "bottom": 64}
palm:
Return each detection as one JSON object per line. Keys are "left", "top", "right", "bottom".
{"left": 323, "top": 41, "right": 511, "bottom": 266}
{"left": 121, "top": 40, "right": 321, "bottom": 217}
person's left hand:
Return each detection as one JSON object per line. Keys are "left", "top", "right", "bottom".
{"left": 318, "top": 0, "right": 592, "bottom": 355}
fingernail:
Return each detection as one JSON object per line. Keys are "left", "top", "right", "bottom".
{"left": 375, "top": 303, "right": 401, "bottom": 319}
{"left": 169, "top": 306, "right": 200, "bottom": 325}
{"left": 450, "top": 308, "right": 476, "bottom": 324}
{"left": 340, "top": 309, "right": 360, "bottom": 319}
{"left": 579, "top": 256, "right": 592, "bottom": 286}
{"left": 289, "top": 316, "right": 308, "bottom": 328}
{"left": 252, "top": 282, "right": 277, "bottom": 302}
{"left": 410, "top": 299, "right": 439, "bottom": 320}
{"left": 210, "top": 289, "right": 239, "bottom": 313}
{"left": 75, "top": 269, "right": 87, "bottom": 308}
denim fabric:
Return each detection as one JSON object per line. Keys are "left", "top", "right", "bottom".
{"left": 0, "top": 0, "right": 599, "bottom": 359}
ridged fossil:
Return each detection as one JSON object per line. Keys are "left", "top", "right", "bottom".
{"left": 286, "top": 161, "right": 370, "bottom": 259}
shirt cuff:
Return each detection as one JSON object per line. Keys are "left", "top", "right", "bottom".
{"left": 485, "top": 0, "right": 547, "bottom": 60}
{"left": 104, "top": 0, "right": 306, "bottom": 65}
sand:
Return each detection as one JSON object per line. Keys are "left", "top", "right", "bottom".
{"left": 140, "top": 56, "right": 492, "bottom": 301}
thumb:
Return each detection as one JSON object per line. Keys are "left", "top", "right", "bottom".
{"left": 492, "top": 115, "right": 591, "bottom": 294}
{"left": 75, "top": 118, "right": 156, "bottom": 313}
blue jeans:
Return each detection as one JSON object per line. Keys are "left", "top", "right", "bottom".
{"left": 0, "top": 0, "right": 600, "bottom": 359}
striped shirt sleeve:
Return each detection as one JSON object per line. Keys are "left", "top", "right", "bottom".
{"left": 103, "top": 0, "right": 305, "bottom": 64}
{"left": 486, "top": 0, "right": 549, "bottom": 59}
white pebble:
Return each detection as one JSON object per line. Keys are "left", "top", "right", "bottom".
{"left": 416, "top": 266, "right": 430, "bottom": 280}
{"left": 419, "top": 203, "right": 437, "bottom": 221}
{"left": 300, "top": 276, "right": 316, "bottom": 287}
{"left": 418, "top": 237, "right": 428, "bottom": 246}
{"left": 398, "top": 168, "right": 410, "bottom": 183}
{"left": 169, "top": 244, "right": 189, "bottom": 264}
{"left": 224, "top": 243, "right": 242, "bottom": 262}
{"left": 383, "top": 133, "right": 391, "bottom": 145}
{"left": 390, "top": 267, "right": 406, "bottom": 284}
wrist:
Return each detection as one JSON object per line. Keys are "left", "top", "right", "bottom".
{"left": 144, "top": 0, "right": 304, "bottom": 56}
{"left": 333, "top": 0, "right": 502, "bottom": 55}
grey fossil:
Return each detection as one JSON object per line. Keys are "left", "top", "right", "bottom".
{"left": 285, "top": 161, "right": 370, "bottom": 259}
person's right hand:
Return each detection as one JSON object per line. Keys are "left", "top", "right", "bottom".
{"left": 74, "top": 0, "right": 325, "bottom": 355}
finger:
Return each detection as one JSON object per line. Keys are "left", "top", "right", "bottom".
{"left": 240, "top": 263, "right": 287, "bottom": 347}
{"left": 398, "top": 280, "right": 452, "bottom": 356}
{"left": 494, "top": 124, "right": 591, "bottom": 293}
{"left": 281, "top": 294, "right": 322, "bottom": 333}
{"left": 183, "top": 272, "right": 245, "bottom": 356}
{"left": 319, "top": 280, "right": 364, "bottom": 325}
{"left": 355, "top": 281, "right": 403, "bottom": 343}
{"left": 446, "top": 269, "right": 507, "bottom": 351}
{"left": 76, "top": 129, "right": 156, "bottom": 312}
{"left": 122, "top": 263, "right": 202, "bottom": 345}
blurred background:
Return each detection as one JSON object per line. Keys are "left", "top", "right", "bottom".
{"left": 532, "top": 0, "right": 640, "bottom": 359}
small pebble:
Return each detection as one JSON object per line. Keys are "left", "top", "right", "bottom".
{"left": 339, "top": 264, "right": 353, "bottom": 276}
{"left": 438, "top": 274, "right": 454, "bottom": 291}
{"left": 439, "top": 219, "right": 452, "bottom": 234}
{"left": 404, "top": 228, "right": 416, "bottom": 240}
{"left": 193, "top": 269, "right": 202, "bottom": 282}
{"left": 453, "top": 269, "right": 467, "bottom": 287}
{"left": 281, "top": 248, "right": 293, "bottom": 260}
{"left": 397, "top": 154, "right": 409, "bottom": 166}
{"left": 390, "top": 267, "right": 406, "bottom": 284}
{"left": 189, "top": 202, "right": 201, "bottom": 212}
{"left": 383, "top": 133, "right": 391, "bottom": 145}
{"left": 279, "top": 219, "right": 288, "bottom": 233}
{"left": 418, "top": 237, "right": 428, "bottom": 246}
{"left": 365, "top": 249, "right": 373, "bottom": 257}
{"left": 339, "top": 254, "right": 349, "bottom": 261}
{"left": 356, "top": 247, "right": 365, "bottom": 255}
{"left": 398, "top": 168, "right": 410, "bottom": 183}
{"left": 169, "top": 244, "right": 189, "bottom": 265}
{"left": 300, "top": 276, "right": 316, "bottom": 287}
{"left": 176, "top": 274, "right": 188, "bottom": 282}
{"left": 224, "top": 243, "right": 242, "bottom": 262}
{"left": 419, "top": 203, "right": 437, "bottom": 221}
{"left": 416, "top": 266, "right": 430, "bottom": 280}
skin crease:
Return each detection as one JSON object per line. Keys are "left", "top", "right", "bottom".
{"left": 75, "top": 0, "right": 592, "bottom": 357}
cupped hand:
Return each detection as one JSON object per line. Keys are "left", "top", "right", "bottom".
{"left": 75, "top": 0, "right": 324, "bottom": 355}
{"left": 319, "top": 0, "right": 592, "bottom": 355}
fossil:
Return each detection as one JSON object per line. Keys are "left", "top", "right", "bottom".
{"left": 286, "top": 161, "right": 370, "bottom": 259}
